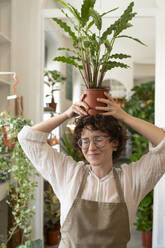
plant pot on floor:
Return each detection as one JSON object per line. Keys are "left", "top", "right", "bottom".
{"left": 46, "top": 229, "right": 61, "bottom": 246}
{"left": 142, "top": 231, "right": 152, "bottom": 248}
{"left": 83, "top": 88, "right": 109, "bottom": 115}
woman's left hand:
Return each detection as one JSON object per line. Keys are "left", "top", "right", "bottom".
{"left": 95, "top": 92, "right": 128, "bottom": 121}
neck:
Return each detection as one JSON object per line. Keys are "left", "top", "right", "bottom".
{"left": 90, "top": 163, "right": 113, "bottom": 179}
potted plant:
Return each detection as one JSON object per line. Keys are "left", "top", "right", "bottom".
{"left": 44, "top": 184, "right": 61, "bottom": 246}
{"left": 124, "top": 81, "right": 154, "bottom": 248}
{"left": 0, "top": 112, "right": 39, "bottom": 248}
{"left": 44, "top": 69, "right": 66, "bottom": 112}
{"left": 61, "top": 129, "right": 82, "bottom": 162}
{"left": 53, "top": 0, "right": 145, "bottom": 114}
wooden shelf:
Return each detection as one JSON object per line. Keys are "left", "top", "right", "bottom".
{"left": 0, "top": 32, "right": 11, "bottom": 44}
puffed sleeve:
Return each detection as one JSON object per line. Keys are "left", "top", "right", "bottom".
{"left": 18, "top": 126, "right": 84, "bottom": 199}
{"left": 121, "top": 134, "right": 165, "bottom": 207}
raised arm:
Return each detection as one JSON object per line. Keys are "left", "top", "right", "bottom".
{"left": 32, "top": 97, "right": 89, "bottom": 133}
{"left": 96, "top": 92, "right": 165, "bottom": 147}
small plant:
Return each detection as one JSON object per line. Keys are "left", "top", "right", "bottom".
{"left": 44, "top": 184, "right": 60, "bottom": 231}
{"left": 53, "top": 0, "right": 145, "bottom": 89}
{"left": 44, "top": 69, "right": 66, "bottom": 102}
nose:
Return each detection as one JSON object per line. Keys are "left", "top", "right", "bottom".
{"left": 88, "top": 139, "right": 97, "bottom": 150}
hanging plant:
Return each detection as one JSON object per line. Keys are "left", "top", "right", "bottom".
{"left": 0, "top": 112, "right": 40, "bottom": 247}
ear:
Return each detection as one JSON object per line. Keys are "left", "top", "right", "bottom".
{"left": 112, "top": 140, "right": 118, "bottom": 151}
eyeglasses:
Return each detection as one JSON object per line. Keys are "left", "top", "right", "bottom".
{"left": 77, "top": 136, "right": 110, "bottom": 150}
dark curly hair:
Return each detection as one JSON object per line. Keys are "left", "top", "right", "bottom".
{"left": 72, "top": 114, "right": 128, "bottom": 161}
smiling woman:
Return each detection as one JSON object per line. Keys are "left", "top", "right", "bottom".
{"left": 18, "top": 91, "right": 165, "bottom": 247}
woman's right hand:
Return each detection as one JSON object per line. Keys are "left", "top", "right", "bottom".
{"left": 64, "top": 95, "right": 89, "bottom": 118}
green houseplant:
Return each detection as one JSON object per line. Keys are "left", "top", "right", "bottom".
{"left": 124, "top": 81, "right": 154, "bottom": 248}
{"left": 44, "top": 184, "right": 61, "bottom": 245}
{"left": 44, "top": 69, "right": 66, "bottom": 112}
{"left": 61, "top": 129, "right": 82, "bottom": 162}
{"left": 0, "top": 112, "right": 39, "bottom": 248}
{"left": 53, "top": 0, "right": 145, "bottom": 114}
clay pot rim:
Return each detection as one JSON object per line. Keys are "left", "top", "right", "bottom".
{"left": 83, "top": 88, "right": 110, "bottom": 92}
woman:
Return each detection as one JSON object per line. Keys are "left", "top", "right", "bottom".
{"left": 18, "top": 93, "right": 165, "bottom": 247}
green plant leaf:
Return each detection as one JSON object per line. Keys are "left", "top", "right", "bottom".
{"left": 101, "top": 7, "right": 119, "bottom": 17}
{"left": 52, "top": 18, "right": 78, "bottom": 44}
{"left": 81, "top": 0, "right": 96, "bottom": 27}
{"left": 104, "top": 61, "right": 129, "bottom": 71}
{"left": 117, "top": 35, "right": 147, "bottom": 46}
{"left": 90, "top": 9, "right": 102, "bottom": 30}
{"left": 67, "top": 3, "right": 82, "bottom": 24}
{"left": 53, "top": 56, "right": 83, "bottom": 69}
{"left": 111, "top": 53, "right": 131, "bottom": 59}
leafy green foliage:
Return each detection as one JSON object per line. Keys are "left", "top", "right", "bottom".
{"left": 0, "top": 112, "right": 39, "bottom": 246}
{"left": 61, "top": 130, "right": 81, "bottom": 162}
{"left": 44, "top": 184, "right": 60, "bottom": 230}
{"left": 124, "top": 81, "right": 154, "bottom": 231}
{"left": 44, "top": 69, "right": 66, "bottom": 100}
{"left": 17, "top": 239, "right": 42, "bottom": 248}
{"left": 135, "top": 191, "right": 153, "bottom": 232}
{"left": 53, "top": 0, "right": 145, "bottom": 88}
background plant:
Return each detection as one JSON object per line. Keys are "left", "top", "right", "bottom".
{"left": 124, "top": 81, "right": 154, "bottom": 231}
{"left": 53, "top": 0, "right": 145, "bottom": 88}
{"left": 0, "top": 112, "right": 39, "bottom": 247}
{"left": 44, "top": 69, "right": 66, "bottom": 101}
{"left": 44, "top": 184, "right": 60, "bottom": 231}
{"left": 61, "top": 129, "right": 81, "bottom": 162}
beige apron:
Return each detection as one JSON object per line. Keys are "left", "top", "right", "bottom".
{"left": 59, "top": 167, "right": 130, "bottom": 248}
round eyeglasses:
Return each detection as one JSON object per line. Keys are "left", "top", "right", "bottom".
{"left": 77, "top": 136, "right": 110, "bottom": 150}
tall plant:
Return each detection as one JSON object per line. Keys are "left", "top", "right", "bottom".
{"left": 53, "top": 0, "right": 145, "bottom": 88}
{"left": 124, "top": 81, "right": 154, "bottom": 232}
{"left": 0, "top": 112, "right": 39, "bottom": 247}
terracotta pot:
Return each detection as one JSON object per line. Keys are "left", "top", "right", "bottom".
{"left": 83, "top": 88, "right": 110, "bottom": 115}
{"left": 2, "top": 126, "right": 18, "bottom": 148}
{"left": 46, "top": 229, "right": 60, "bottom": 246}
{"left": 142, "top": 231, "right": 152, "bottom": 248}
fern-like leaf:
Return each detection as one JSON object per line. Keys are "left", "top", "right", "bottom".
{"left": 81, "top": 0, "right": 96, "bottom": 27}
{"left": 67, "top": 3, "right": 82, "bottom": 24}
{"left": 90, "top": 9, "right": 102, "bottom": 31}
{"left": 117, "top": 35, "right": 147, "bottom": 46}
{"left": 101, "top": 7, "right": 119, "bottom": 17}
{"left": 111, "top": 53, "right": 131, "bottom": 59}
{"left": 52, "top": 18, "right": 78, "bottom": 44}
{"left": 105, "top": 61, "right": 129, "bottom": 71}
{"left": 53, "top": 56, "right": 83, "bottom": 69}
{"left": 101, "top": 24, "right": 114, "bottom": 42}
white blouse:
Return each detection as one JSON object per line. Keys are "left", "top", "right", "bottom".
{"left": 18, "top": 126, "right": 165, "bottom": 228}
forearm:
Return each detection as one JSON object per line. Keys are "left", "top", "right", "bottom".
{"left": 32, "top": 112, "right": 69, "bottom": 133}
{"left": 122, "top": 112, "right": 165, "bottom": 146}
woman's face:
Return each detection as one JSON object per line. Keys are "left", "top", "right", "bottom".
{"left": 80, "top": 126, "right": 117, "bottom": 168}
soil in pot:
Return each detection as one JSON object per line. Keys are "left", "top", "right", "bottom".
{"left": 83, "top": 88, "right": 110, "bottom": 115}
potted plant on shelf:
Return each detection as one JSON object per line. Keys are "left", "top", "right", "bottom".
{"left": 124, "top": 81, "right": 154, "bottom": 248}
{"left": 0, "top": 111, "right": 40, "bottom": 248}
{"left": 53, "top": 0, "right": 145, "bottom": 114}
{"left": 44, "top": 184, "right": 61, "bottom": 246}
{"left": 44, "top": 69, "right": 66, "bottom": 112}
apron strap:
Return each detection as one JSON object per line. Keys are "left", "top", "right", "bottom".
{"left": 113, "top": 168, "right": 125, "bottom": 203}
{"left": 76, "top": 166, "right": 89, "bottom": 199}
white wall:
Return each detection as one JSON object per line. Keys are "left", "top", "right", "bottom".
{"left": 11, "top": 0, "right": 44, "bottom": 241}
